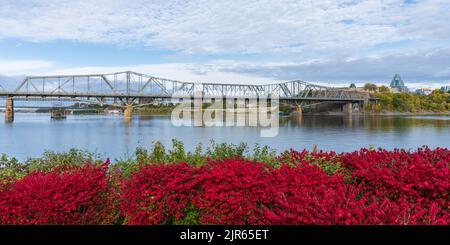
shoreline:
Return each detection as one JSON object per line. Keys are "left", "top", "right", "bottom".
{"left": 319, "top": 111, "right": 450, "bottom": 116}
{"left": 1, "top": 110, "right": 450, "bottom": 116}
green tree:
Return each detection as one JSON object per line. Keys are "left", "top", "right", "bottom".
{"left": 364, "top": 83, "right": 378, "bottom": 92}
{"left": 372, "top": 89, "right": 449, "bottom": 112}
{"left": 378, "top": 85, "right": 390, "bottom": 93}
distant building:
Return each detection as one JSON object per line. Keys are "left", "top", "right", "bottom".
{"left": 349, "top": 83, "right": 356, "bottom": 89}
{"left": 390, "top": 74, "right": 408, "bottom": 92}
{"left": 415, "top": 88, "right": 433, "bottom": 95}
{"left": 440, "top": 86, "right": 450, "bottom": 93}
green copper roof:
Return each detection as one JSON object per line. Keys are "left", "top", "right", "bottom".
{"left": 390, "top": 74, "right": 406, "bottom": 88}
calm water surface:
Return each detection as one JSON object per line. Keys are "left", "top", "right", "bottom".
{"left": 1, "top": 113, "right": 449, "bottom": 161}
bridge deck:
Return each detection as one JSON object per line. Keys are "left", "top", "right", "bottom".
{"left": 0, "top": 92, "right": 366, "bottom": 102}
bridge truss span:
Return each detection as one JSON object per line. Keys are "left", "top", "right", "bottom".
{"left": 1, "top": 71, "right": 369, "bottom": 106}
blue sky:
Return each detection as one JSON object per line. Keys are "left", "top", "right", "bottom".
{"left": 0, "top": 0, "right": 449, "bottom": 88}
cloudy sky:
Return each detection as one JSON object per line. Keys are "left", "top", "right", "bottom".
{"left": 0, "top": 0, "right": 449, "bottom": 88}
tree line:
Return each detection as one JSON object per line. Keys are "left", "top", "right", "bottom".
{"left": 362, "top": 83, "right": 450, "bottom": 112}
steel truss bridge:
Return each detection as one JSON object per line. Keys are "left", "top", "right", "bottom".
{"left": 0, "top": 71, "right": 369, "bottom": 107}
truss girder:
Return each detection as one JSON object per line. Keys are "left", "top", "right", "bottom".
{"left": 4, "top": 71, "right": 368, "bottom": 104}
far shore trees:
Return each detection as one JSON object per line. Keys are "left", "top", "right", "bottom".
{"left": 363, "top": 83, "right": 378, "bottom": 92}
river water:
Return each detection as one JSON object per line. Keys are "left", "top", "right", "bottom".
{"left": 1, "top": 112, "right": 449, "bottom": 161}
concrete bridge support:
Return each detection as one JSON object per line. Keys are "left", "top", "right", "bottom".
{"left": 50, "top": 108, "right": 68, "bottom": 120}
{"left": 293, "top": 112, "right": 302, "bottom": 125}
{"left": 124, "top": 104, "right": 133, "bottom": 119}
{"left": 342, "top": 102, "right": 353, "bottom": 113}
{"left": 5, "top": 96, "right": 14, "bottom": 123}
{"left": 295, "top": 104, "right": 302, "bottom": 116}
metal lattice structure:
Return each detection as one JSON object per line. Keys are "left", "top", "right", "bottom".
{"left": 0, "top": 71, "right": 369, "bottom": 106}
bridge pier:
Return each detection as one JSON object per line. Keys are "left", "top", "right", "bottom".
{"left": 5, "top": 96, "right": 14, "bottom": 123}
{"left": 293, "top": 113, "right": 302, "bottom": 123}
{"left": 342, "top": 102, "right": 353, "bottom": 113}
{"left": 124, "top": 104, "right": 133, "bottom": 119}
{"left": 295, "top": 105, "right": 302, "bottom": 115}
{"left": 50, "top": 108, "right": 68, "bottom": 120}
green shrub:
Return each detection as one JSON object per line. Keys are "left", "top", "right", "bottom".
{"left": 0, "top": 154, "right": 28, "bottom": 180}
{"left": 1, "top": 140, "right": 348, "bottom": 182}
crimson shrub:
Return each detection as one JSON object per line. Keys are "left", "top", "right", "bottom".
{"left": 0, "top": 162, "right": 118, "bottom": 224}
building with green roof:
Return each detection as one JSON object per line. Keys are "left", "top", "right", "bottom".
{"left": 390, "top": 74, "right": 408, "bottom": 92}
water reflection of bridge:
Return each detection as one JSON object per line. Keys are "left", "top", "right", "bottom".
{"left": 0, "top": 71, "right": 372, "bottom": 122}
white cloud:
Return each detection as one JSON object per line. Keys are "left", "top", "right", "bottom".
{"left": 0, "top": 0, "right": 449, "bottom": 56}
{"left": 1, "top": 57, "right": 448, "bottom": 89}
{"left": 41, "top": 62, "right": 272, "bottom": 84}
{"left": 2, "top": 45, "right": 449, "bottom": 87}
{"left": 220, "top": 47, "right": 450, "bottom": 87}
{"left": 0, "top": 59, "right": 54, "bottom": 75}
{"left": 0, "top": 0, "right": 449, "bottom": 86}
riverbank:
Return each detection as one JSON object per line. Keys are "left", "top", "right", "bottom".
{"left": 326, "top": 110, "right": 450, "bottom": 116}
{"left": 1, "top": 143, "right": 448, "bottom": 225}
{"left": 3, "top": 106, "right": 448, "bottom": 116}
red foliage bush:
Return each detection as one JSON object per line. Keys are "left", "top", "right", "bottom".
{"left": 340, "top": 147, "right": 449, "bottom": 200}
{"left": 360, "top": 195, "right": 449, "bottom": 225}
{"left": 338, "top": 147, "right": 450, "bottom": 224}
{"left": 194, "top": 159, "right": 365, "bottom": 225}
{"left": 266, "top": 162, "right": 365, "bottom": 225}
{"left": 194, "top": 158, "right": 276, "bottom": 224}
{"left": 1, "top": 147, "right": 448, "bottom": 225}
{"left": 0, "top": 161, "right": 117, "bottom": 224}
{"left": 120, "top": 163, "right": 199, "bottom": 224}
{"left": 279, "top": 147, "right": 450, "bottom": 224}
